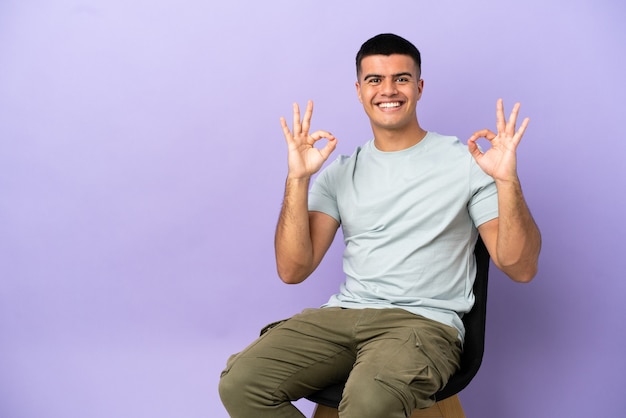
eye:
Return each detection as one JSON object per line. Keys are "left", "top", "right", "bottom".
{"left": 396, "top": 76, "right": 410, "bottom": 83}
{"left": 368, "top": 77, "right": 381, "bottom": 85}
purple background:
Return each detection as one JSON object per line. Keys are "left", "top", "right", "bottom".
{"left": 1, "top": 1, "right": 624, "bottom": 417}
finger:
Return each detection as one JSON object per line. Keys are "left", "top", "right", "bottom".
{"left": 515, "top": 116, "right": 530, "bottom": 139}
{"left": 469, "top": 128, "right": 497, "bottom": 142}
{"left": 279, "top": 116, "right": 287, "bottom": 131}
{"left": 318, "top": 136, "right": 338, "bottom": 160}
{"left": 467, "top": 137, "right": 482, "bottom": 161}
{"left": 292, "top": 102, "right": 302, "bottom": 134}
{"left": 308, "top": 131, "right": 337, "bottom": 159}
{"left": 496, "top": 98, "right": 506, "bottom": 135}
{"left": 301, "top": 100, "right": 314, "bottom": 134}
{"left": 308, "top": 130, "right": 335, "bottom": 144}
{"left": 280, "top": 116, "right": 295, "bottom": 144}
{"left": 506, "top": 102, "right": 521, "bottom": 135}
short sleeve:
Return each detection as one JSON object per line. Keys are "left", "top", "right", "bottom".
{"left": 468, "top": 160, "right": 498, "bottom": 227}
{"left": 308, "top": 162, "right": 341, "bottom": 223}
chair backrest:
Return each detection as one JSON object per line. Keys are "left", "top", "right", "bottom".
{"left": 433, "top": 235, "right": 490, "bottom": 400}
{"left": 306, "top": 236, "right": 491, "bottom": 407}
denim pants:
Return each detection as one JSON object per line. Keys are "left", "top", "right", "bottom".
{"left": 219, "top": 307, "right": 461, "bottom": 418}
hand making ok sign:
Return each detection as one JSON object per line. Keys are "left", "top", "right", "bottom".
{"left": 467, "top": 98, "right": 530, "bottom": 183}
{"left": 280, "top": 100, "right": 337, "bottom": 180}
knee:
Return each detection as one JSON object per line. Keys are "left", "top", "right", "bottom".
{"left": 340, "top": 377, "right": 411, "bottom": 418}
{"left": 218, "top": 365, "right": 240, "bottom": 410}
{"left": 219, "top": 356, "right": 280, "bottom": 413}
{"left": 218, "top": 355, "right": 258, "bottom": 411}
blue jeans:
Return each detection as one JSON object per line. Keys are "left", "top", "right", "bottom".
{"left": 219, "top": 307, "right": 461, "bottom": 418}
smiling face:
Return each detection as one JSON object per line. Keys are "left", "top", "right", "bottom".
{"left": 356, "top": 54, "right": 424, "bottom": 142}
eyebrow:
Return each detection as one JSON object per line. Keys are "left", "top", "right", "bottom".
{"left": 363, "top": 72, "right": 414, "bottom": 81}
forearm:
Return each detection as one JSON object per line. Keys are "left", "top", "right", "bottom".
{"left": 494, "top": 178, "right": 542, "bottom": 282}
{"left": 274, "top": 177, "right": 314, "bottom": 284}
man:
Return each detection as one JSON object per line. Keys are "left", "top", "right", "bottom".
{"left": 219, "top": 33, "right": 541, "bottom": 418}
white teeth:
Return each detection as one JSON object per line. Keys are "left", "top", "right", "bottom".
{"left": 378, "top": 102, "right": 401, "bottom": 108}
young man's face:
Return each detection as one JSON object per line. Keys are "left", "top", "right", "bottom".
{"left": 356, "top": 54, "right": 423, "bottom": 134}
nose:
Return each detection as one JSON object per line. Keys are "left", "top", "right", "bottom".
{"left": 381, "top": 78, "right": 397, "bottom": 96}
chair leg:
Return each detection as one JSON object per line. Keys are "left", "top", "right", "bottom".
{"left": 431, "top": 395, "right": 465, "bottom": 418}
{"left": 312, "top": 395, "right": 465, "bottom": 418}
{"left": 312, "top": 404, "right": 338, "bottom": 418}
{"left": 409, "top": 401, "right": 446, "bottom": 418}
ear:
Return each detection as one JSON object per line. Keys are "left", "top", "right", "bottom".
{"left": 355, "top": 81, "right": 363, "bottom": 103}
{"left": 417, "top": 78, "right": 424, "bottom": 101}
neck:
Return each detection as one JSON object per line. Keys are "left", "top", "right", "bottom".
{"left": 372, "top": 123, "right": 428, "bottom": 152}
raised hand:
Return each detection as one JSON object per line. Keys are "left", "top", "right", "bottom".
{"left": 280, "top": 100, "right": 337, "bottom": 179}
{"left": 467, "top": 99, "right": 530, "bottom": 182}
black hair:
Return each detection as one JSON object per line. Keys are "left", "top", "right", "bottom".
{"left": 355, "top": 33, "right": 421, "bottom": 78}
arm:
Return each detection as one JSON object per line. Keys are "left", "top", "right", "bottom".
{"left": 469, "top": 99, "right": 542, "bottom": 283}
{"left": 275, "top": 101, "right": 339, "bottom": 284}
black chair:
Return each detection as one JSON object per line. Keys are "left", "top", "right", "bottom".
{"left": 306, "top": 237, "right": 490, "bottom": 418}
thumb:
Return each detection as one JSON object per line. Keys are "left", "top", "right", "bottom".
{"left": 318, "top": 136, "right": 337, "bottom": 160}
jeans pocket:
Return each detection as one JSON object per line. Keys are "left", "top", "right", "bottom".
{"left": 259, "top": 318, "right": 289, "bottom": 336}
{"left": 412, "top": 327, "right": 461, "bottom": 389}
